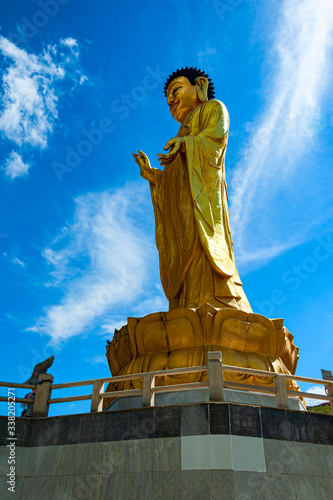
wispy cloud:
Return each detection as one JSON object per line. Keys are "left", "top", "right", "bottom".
{"left": 2, "top": 151, "right": 30, "bottom": 179}
{"left": 229, "top": 0, "right": 333, "bottom": 271}
{"left": 0, "top": 36, "right": 85, "bottom": 178}
{"left": 29, "top": 184, "right": 166, "bottom": 344}
{"left": 197, "top": 46, "right": 217, "bottom": 69}
{"left": 60, "top": 38, "right": 78, "bottom": 49}
{"left": 12, "top": 257, "right": 26, "bottom": 268}
{"left": 86, "top": 355, "right": 108, "bottom": 366}
{"left": 304, "top": 385, "right": 328, "bottom": 407}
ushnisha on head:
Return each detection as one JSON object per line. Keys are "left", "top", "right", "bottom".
{"left": 164, "top": 67, "right": 215, "bottom": 123}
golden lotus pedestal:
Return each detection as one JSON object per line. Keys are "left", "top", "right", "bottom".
{"left": 104, "top": 304, "right": 300, "bottom": 409}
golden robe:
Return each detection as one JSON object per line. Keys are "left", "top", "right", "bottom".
{"left": 150, "top": 99, "right": 251, "bottom": 312}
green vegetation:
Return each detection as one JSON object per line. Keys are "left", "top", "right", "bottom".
{"left": 307, "top": 403, "right": 331, "bottom": 414}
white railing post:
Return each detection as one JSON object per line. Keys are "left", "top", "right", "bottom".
{"left": 90, "top": 380, "right": 104, "bottom": 413}
{"left": 208, "top": 351, "right": 224, "bottom": 402}
{"left": 142, "top": 373, "right": 155, "bottom": 407}
{"left": 274, "top": 374, "right": 289, "bottom": 409}
{"left": 32, "top": 374, "right": 54, "bottom": 418}
{"left": 327, "top": 382, "right": 333, "bottom": 415}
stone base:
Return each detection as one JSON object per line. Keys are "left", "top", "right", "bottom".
{"left": 1, "top": 403, "right": 332, "bottom": 499}
{"left": 104, "top": 388, "right": 306, "bottom": 412}
{"left": 105, "top": 304, "right": 300, "bottom": 408}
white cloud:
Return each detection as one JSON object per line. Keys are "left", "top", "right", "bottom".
{"left": 304, "top": 385, "right": 329, "bottom": 407}
{"left": 3, "top": 151, "right": 30, "bottom": 179}
{"left": 0, "top": 36, "right": 86, "bottom": 178}
{"left": 60, "top": 38, "right": 78, "bottom": 48}
{"left": 100, "top": 320, "right": 128, "bottom": 336}
{"left": 30, "top": 184, "right": 165, "bottom": 344}
{"left": 229, "top": 0, "right": 333, "bottom": 271}
{"left": 0, "top": 37, "right": 66, "bottom": 148}
{"left": 12, "top": 257, "right": 26, "bottom": 267}
{"left": 86, "top": 355, "right": 108, "bottom": 366}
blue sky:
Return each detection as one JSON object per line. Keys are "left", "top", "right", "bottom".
{"left": 1, "top": 0, "right": 332, "bottom": 415}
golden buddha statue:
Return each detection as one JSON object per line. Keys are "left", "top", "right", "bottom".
{"left": 104, "top": 68, "right": 300, "bottom": 405}
{"left": 133, "top": 67, "right": 251, "bottom": 312}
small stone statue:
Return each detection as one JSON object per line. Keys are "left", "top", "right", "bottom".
{"left": 23, "top": 355, "right": 55, "bottom": 385}
{"left": 21, "top": 355, "right": 55, "bottom": 416}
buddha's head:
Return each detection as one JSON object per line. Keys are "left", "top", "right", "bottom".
{"left": 164, "top": 67, "right": 215, "bottom": 123}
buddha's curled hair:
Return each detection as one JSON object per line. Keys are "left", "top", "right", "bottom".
{"left": 164, "top": 67, "right": 215, "bottom": 100}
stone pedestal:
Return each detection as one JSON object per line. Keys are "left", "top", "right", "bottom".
{"left": 3, "top": 403, "right": 332, "bottom": 499}
{"left": 105, "top": 304, "right": 300, "bottom": 408}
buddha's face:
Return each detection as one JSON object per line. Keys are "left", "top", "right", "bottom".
{"left": 166, "top": 76, "right": 202, "bottom": 124}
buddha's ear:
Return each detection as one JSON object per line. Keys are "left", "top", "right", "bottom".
{"left": 195, "top": 76, "right": 209, "bottom": 102}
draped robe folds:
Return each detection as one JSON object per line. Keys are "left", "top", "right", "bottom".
{"left": 150, "top": 99, "right": 252, "bottom": 312}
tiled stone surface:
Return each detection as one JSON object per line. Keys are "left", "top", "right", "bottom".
{"left": 229, "top": 404, "right": 262, "bottom": 437}
{"left": 264, "top": 439, "right": 333, "bottom": 478}
{"left": 0, "top": 446, "right": 10, "bottom": 476}
{"left": 263, "top": 438, "right": 293, "bottom": 474}
{"left": 100, "top": 440, "right": 127, "bottom": 474}
{"left": 2, "top": 403, "right": 332, "bottom": 449}
{"left": 124, "top": 438, "right": 154, "bottom": 472}
{"left": 309, "top": 412, "right": 333, "bottom": 446}
{"left": 263, "top": 472, "right": 295, "bottom": 499}
{"left": 210, "top": 470, "right": 234, "bottom": 499}
{"left": 26, "top": 445, "right": 58, "bottom": 476}
{"left": 181, "top": 470, "right": 211, "bottom": 500}
{"left": 103, "top": 410, "right": 130, "bottom": 442}
{"left": 12, "top": 447, "right": 29, "bottom": 477}
{"left": 1, "top": 402, "right": 333, "bottom": 499}
{"left": 0, "top": 476, "right": 24, "bottom": 500}
{"left": 128, "top": 407, "right": 154, "bottom": 440}
{"left": 53, "top": 443, "right": 77, "bottom": 476}
{"left": 286, "top": 441, "right": 333, "bottom": 477}
{"left": 291, "top": 474, "right": 333, "bottom": 500}
{"left": 14, "top": 418, "right": 33, "bottom": 447}
{"left": 97, "top": 472, "right": 153, "bottom": 500}
{"left": 30, "top": 416, "right": 61, "bottom": 447}
{"left": 125, "top": 471, "right": 153, "bottom": 499}
{"left": 231, "top": 436, "right": 266, "bottom": 472}
{"left": 154, "top": 406, "right": 181, "bottom": 438}
{"left": 234, "top": 471, "right": 267, "bottom": 499}
{"left": 0, "top": 418, "right": 8, "bottom": 446}
{"left": 151, "top": 437, "right": 181, "bottom": 471}
{"left": 260, "top": 407, "right": 291, "bottom": 441}
{"left": 210, "top": 435, "right": 233, "bottom": 470}
{"left": 181, "top": 435, "right": 213, "bottom": 470}
{"left": 72, "top": 473, "right": 102, "bottom": 500}
{"left": 43, "top": 475, "right": 74, "bottom": 500}
{"left": 78, "top": 413, "right": 104, "bottom": 444}
{"left": 58, "top": 415, "right": 81, "bottom": 446}
{"left": 0, "top": 417, "right": 32, "bottom": 446}
{"left": 181, "top": 404, "right": 209, "bottom": 436}
{"left": 21, "top": 475, "right": 59, "bottom": 500}
{"left": 74, "top": 442, "right": 101, "bottom": 475}
{"left": 152, "top": 470, "right": 181, "bottom": 499}
{"left": 286, "top": 409, "right": 313, "bottom": 443}
{"left": 209, "top": 402, "right": 230, "bottom": 435}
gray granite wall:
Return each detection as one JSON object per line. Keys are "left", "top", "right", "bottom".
{"left": 0, "top": 403, "right": 332, "bottom": 499}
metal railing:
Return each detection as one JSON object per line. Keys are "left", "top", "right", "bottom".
{"left": 1, "top": 352, "right": 332, "bottom": 417}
